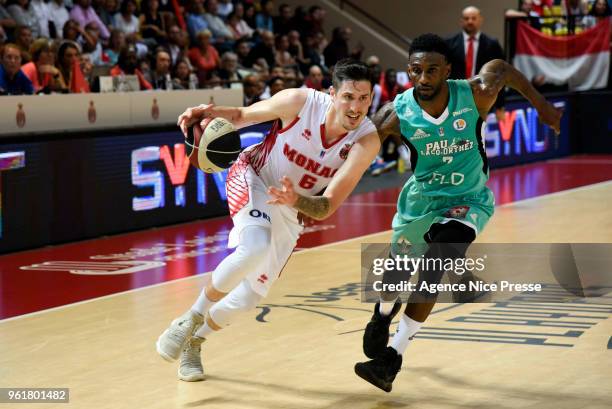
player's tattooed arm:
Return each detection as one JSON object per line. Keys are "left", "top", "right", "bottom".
{"left": 372, "top": 102, "right": 402, "bottom": 145}
{"left": 470, "top": 59, "right": 562, "bottom": 134}
{"left": 267, "top": 176, "right": 331, "bottom": 220}
{"left": 294, "top": 195, "right": 331, "bottom": 220}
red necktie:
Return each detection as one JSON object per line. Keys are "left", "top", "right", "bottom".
{"left": 465, "top": 36, "right": 475, "bottom": 78}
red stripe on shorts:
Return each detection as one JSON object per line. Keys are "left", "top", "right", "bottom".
{"left": 226, "top": 155, "right": 250, "bottom": 217}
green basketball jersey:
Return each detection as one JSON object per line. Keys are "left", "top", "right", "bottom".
{"left": 394, "top": 80, "right": 489, "bottom": 197}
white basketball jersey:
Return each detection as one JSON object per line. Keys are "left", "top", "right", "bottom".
{"left": 243, "top": 89, "right": 376, "bottom": 196}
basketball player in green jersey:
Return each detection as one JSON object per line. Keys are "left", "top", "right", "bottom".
{"left": 354, "top": 34, "right": 562, "bottom": 392}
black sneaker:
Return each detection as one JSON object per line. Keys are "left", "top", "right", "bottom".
{"left": 354, "top": 346, "right": 402, "bottom": 392}
{"left": 363, "top": 301, "right": 402, "bottom": 359}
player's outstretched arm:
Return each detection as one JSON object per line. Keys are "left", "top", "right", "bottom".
{"left": 372, "top": 102, "right": 402, "bottom": 144}
{"left": 177, "top": 88, "right": 309, "bottom": 136}
{"left": 470, "top": 59, "right": 562, "bottom": 134}
{"left": 267, "top": 132, "right": 381, "bottom": 220}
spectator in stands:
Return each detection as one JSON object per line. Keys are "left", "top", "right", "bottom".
{"left": 282, "top": 65, "right": 300, "bottom": 87}
{"left": 70, "top": 0, "right": 110, "bottom": 40}
{"left": 29, "top": 0, "right": 51, "bottom": 38}
{"left": 254, "top": 58, "right": 269, "bottom": 79}
{"left": 21, "top": 38, "right": 64, "bottom": 92}
{"left": 302, "top": 64, "right": 324, "bottom": 91}
{"left": 234, "top": 37, "right": 250, "bottom": 67}
{"left": 110, "top": 44, "right": 152, "bottom": 89}
{"left": 98, "top": 0, "right": 117, "bottom": 28}
{"left": 217, "top": 0, "right": 232, "bottom": 19}
{"left": 287, "top": 30, "right": 305, "bottom": 68}
{"left": 83, "top": 22, "right": 106, "bottom": 65}
{"left": 242, "top": 73, "right": 263, "bottom": 105}
{"left": 150, "top": 48, "right": 172, "bottom": 89}
{"left": 186, "top": 0, "right": 208, "bottom": 41}
{"left": 14, "top": 25, "right": 32, "bottom": 62}
{"left": 172, "top": 58, "right": 192, "bottom": 89}
{"left": 304, "top": 5, "right": 325, "bottom": 36}
{"left": 530, "top": 0, "right": 553, "bottom": 15}
{"left": 31, "top": 0, "right": 52, "bottom": 38}
{"left": 563, "top": 0, "right": 589, "bottom": 16}
{"left": 231, "top": 3, "right": 254, "bottom": 38}
{"left": 324, "top": 26, "right": 363, "bottom": 68}
{"left": 140, "top": 0, "right": 166, "bottom": 48}
{"left": 366, "top": 55, "right": 383, "bottom": 115}
{"left": 274, "top": 34, "right": 295, "bottom": 67}
{"left": 48, "top": 0, "right": 70, "bottom": 39}
{"left": 114, "top": 0, "right": 140, "bottom": 43}
{"left": 7, "top": 0, "right": 38, "bottom": 38}
{"left": 268, "top": 75, "right": 284, "bottom": 96}
{"left": 247, "top": 29, "right": 275, "bottom": 68}
{"left": 203, "top": 0, "right": 233, "bottom": 43}
{"left": 584, "top": 0, "right": 611, "bottom": 27}
{"left": 56, "top": 40, "right": 89, "bottom": 92}
{"left": 255, "top": 0, "right": 274, "bottom": 33}
{"left": 274, "top": 3, "right": 292, "bottom": 35}
{"left": 62, "top": 18, "right": 98, "bottom": 72}
{"left": 0, "top": 0, "right": 16, "bottom": 43}
{"left": 243, "top": 2, "right": 256, "bottom": 30}
{"left": 564, "top": 0, "right": 589, "bottom": 33}
{"left": 104, "top": 28, "right": 125, "bottom": 65}
{"left": 165, "top": 24, "right": 186, "bottom": 66}
{"left": 378, "top": 68, "right": 406, "bottom": 107}
{"left": 80, "top": 52, "right": 94, "bottom": 85}
{"left": 216, "top": 50, "right": 241, "bottom": 87}
{"left": 446, "top": 5, "right": 505, "bottom": 119}
{"left": 506, "top": 0, "right": 539, "bottom": 17}
{"left": 269, "top": 65, "right": 284, "bottom": 78}
{"left": 226, "top": 10, "right": 253, "bottom": 40}
{"left": 188, "top": 29, "right": 220, "bottom": 81}
{"left": 505, "top": 0, "right": 542, "bottom": 29}
{"left": 0, "top": 43, "right": 32, "bottom": 94}
{"left": 299, "top": 32, "right": 322, "bottom": 75}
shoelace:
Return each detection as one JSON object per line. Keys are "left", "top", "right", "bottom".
{"left": 180, "top": 341, "right": 203, "bottom": 372}
{"left": 168, "top": 318, "right": 192, "bottom": 344}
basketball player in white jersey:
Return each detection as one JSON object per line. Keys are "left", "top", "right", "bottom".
{"left": 156, "top": 59, "right": 381, "bottom": 381}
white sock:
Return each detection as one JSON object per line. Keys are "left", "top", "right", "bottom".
{"left": 195, "top": 321, "right": 215, "bottom": 339}
{"left": 195, "top": 279, "right": 262, "bottom": 339}
{"left": 378, "top": 301, "right": 397, "bottom": 317}
{"left": 191, "top": 289, "right": 216, "bottom": 316}
{"left": 390, "top": 314, "right": 422, "bottom": 355}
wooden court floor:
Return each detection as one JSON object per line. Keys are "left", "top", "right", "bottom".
{"left": 1, "top": 182, "right": 611, "bottom": 409}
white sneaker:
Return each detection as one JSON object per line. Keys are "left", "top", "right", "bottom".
{"left": 156, "top": 310, "right": 204, "bottom": 362}
{"left": 178, "top": 336, "right": 206, "bottom": 382}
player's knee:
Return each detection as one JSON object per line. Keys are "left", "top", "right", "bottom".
{"left": 209, "top": 282, "right": 262, "bottom": 327}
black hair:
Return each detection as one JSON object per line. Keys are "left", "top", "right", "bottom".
{"left": 332, "top": 58, "right": 372, "bottom": 90}
{"left": 589, "top": 0, "right": 612, "bottom": 16}
{"left": 268, "top": 75, "right": 284, "bottom": 86}
{"left": 409, "top": 33, "right": 451, "bottom": 62}
{"left": 120, "top": 0, "right": 138, "bottom": 15}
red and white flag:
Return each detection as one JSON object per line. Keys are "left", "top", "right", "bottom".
{"left": 513, "top": 19, "right": 610, "bottom": 91}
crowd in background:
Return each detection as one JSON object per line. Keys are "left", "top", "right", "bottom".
{"left": 1, "top": 0, "right": 609, "bottom": 174}
{"left": 1, "top": 0, "right": 609, "bottom": 97}
{"left": 506, "top": 0, "right": 612, "bottom": 34}
{"left": 0, "top": 0, "right": 372, "bottom": 99}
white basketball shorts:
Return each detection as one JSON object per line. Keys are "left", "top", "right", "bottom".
{"left": 225, "top": 159, "right": 303, "bottom": 296}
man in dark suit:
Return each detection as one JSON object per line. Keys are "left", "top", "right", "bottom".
{"left": 446, "top": 6, "right": 505, "bottom": 119}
